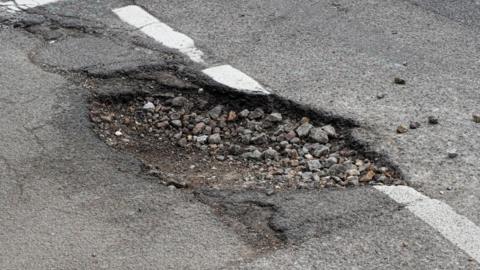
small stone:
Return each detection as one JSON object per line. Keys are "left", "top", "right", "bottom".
{"left": 394, "top": 77, "right": 406, "bottom": 85}
{"left": 216, "top": 155, "right": 225, "bottom": 161}
{"left": 248, "top": 108, "right": 265, "bottom": 120}
{"left": 208, "top": 133, "right": 222, "bottom": 144}
{"left": 376, "top": 93, "right": 386, "bottom": 99}
{"left": 263, "top": 148, "right": 280, "bottom": 160}
{"left": 346, "top": 169, "right": 360, "bottom": 176}
{"left": 428, "top": 116, "right": 439, "bottom": 125}
{"left": 114, "top": 130, "right": 123, "bottom": 136}
{"left": 171, "top": 96, "right": 188, "bottom": 107}
{"left": 397, "top": 124, "right": 408, "bottom": 134}
{"left": 328, "top": 164, "right": 346, "bottom": 175}
{"left": 242, "top": 150, "right": 263, "bottom": 160}
{"left": 360, "top": 170, "right": 375, "bottom": 182}
{"left": 239, "top": 109, "right": 250, "bottom": 118}
{"left": 296, "top": 123, "right": 313, "bottom": 137}
{"left": 347, "top": 176, "right": 359, "bottom": 186}
{"left": 208, "top": 105, "right": 225, "bottom": 119}
{"left": 305, "top": 154, "right": 314, "bottom": 160}
{"left": 195, "top": 135, "right": 208, "bottom": 144}
{"left": 409, "top": 121, "right": 421, "bottom": 129}
{"left": 301, "top": 172, "right": 313, "bottom": 181}
{"left": 307, "top": 159, "right": 322, "bottom": 171}
{"left": 266, "top": 113, "right": 283, "bottom": 123}
{"left": 325, "top": 157, "right": 338, "bottom": 167}
{"left": 251, "top": 133, "right": 268, "bottom": 145}
{"left": 171, "top": 120, "right": 182, "bottom": 128}
{"left": 227, "top": 111, "right": 238, "bottom": 122}
{"left": 192, "top": 122, "right": 206, "bottom": 135}
{"left": 472, "top": 113, "right": 480, "bottom": 123}
{"left": 177, "top": 138, "right": 188, "bottom": 147}
{"left": 447, "top": 149, "right": 458, "bottom": 159}
{"left": 309, "top": 128, "right": 329, "bottom": 143}
{"left": 321, "top": 125, "right": 337, "bottom": 138}
{"left": 285, "top": 131, "right": 297, "bottom": 141}
{"left": 313, "top": 146, "right": 330, "bottom": 157}
{"left": 198, "top": 88, "right": 204, "bottom": 94}
{"left": 143, "top": 102, "right": 155, "bottom": 111}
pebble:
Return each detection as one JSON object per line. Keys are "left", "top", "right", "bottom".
{"left": 396, "top": 124, "right": 409, "bottom": 134}
{"left": 325, "top": 156, "right": 338, "bottom": 167}
{"left": 208, "top": 133, "right": 222, "bottom": 144}
{"left": 195, "top": 135, "right": 208, "bottom": 144}
{"left": 309, "top": 127, "right": 329, "bottom": 143}
{"left": 266, "top": 113, "right": 283, "bottom": 123}
{"left": 473, "top": 113, "right": 480, "bottom": 123}
{"left": 321, "top": 125, "right": 337, "bottom": 138}
{"left": 242, "top": 150, "right": 263, "bottom": 160}
{"left": 394, "top": 77, "right": 406, "bottom": 85}
{"left": 296, "top": 122, "right": 313, "bottom": 137}
{"left": 114, "top": 130, "right": 123, "bottom": 136}
{"left": 239, "top": 109, "right": 250, "bottom": 118}
{"left": 143, "top": 102, "right": 155, "bottom": 111}
{"left": 313, "top": 145, "right": 330, "bottom": 157}
{"left": 447, "top": 149, "right": 458, "bottom": 159}
{"left": 171, "top": 96, "right": 188, "bottom": 107}
{"left": 428, "top": 116, "right": 439, "bottom": 125}
{"left": 248, "top": 108, "right": 265, "bottom": 120}
{"left": 376, "top": 93, "right": 386, "bottom": 99}
{"left": 263, "top": 148, "right": 280, "bottom": 160}
{"left": 409, "top": 121, "right": 420, "bottom": 129}
{"left": 307, "top": 159, "right": 322, "bottom": 171}
{"left": 171, "top": 120, "right": 182, "bottom": 128}
{"left": 208, "top": 105, "right": 225, "bottom": 119}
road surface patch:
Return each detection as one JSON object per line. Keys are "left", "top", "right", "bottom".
{"left": 376, "top": 185, "right": 480, "bottom": 263}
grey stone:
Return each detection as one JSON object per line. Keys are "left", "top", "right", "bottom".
{"left": 171, "top": 120, "right": 182, "bottom": 127}
{"left": 313, "top": 145, "right": 330, "bottom": 157}
{"left": 325, "top": 156, "right": 338, "bottom": 167}
{"left": 321, "top": 125, "right": 337, "bottom": 138}
{"left": 208, "top": 133, "right": 222, "bottom": 144}
{"left": 239, "top": 109, "right": 250, "bottom": 118}
{"left": 208, "top": 105, "right": 225, "bottom": 119}
{"left": 307, "top": 159, "right": 322, "bottom": 171}
{"left": 195, "top": 135, "right": 209, "bottom": 144}
{"left": 248, "top": 108, "right": 265, "bottom": 119}
{"left": 309, "top": 128, "right": 329, "bottom": 143}
{"left": 242, "top": 150, "right": 263, "bottom": 160}
{"left": 171, "top": 96, "right": 188, "bottom": 107}
{"left": 263, "top": 148, "right": 280, "bottom": 160}
{"left": 266, "top": 112, "right": 283, "bottom": 122}
{"left": 296, "top": 122, "right": 313, "bottom": 137}
{"left": 143, "top": 101, "right": 155, "bottom": 111}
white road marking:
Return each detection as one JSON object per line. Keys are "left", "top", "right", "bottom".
{"left": 376, "top": 185, "right": 480, "bottom": 262}
{"left": 0, "top": 0, "right": 60, "bottom": 11}
{"left": 112, "top": 5, "right": 204, "bottom": 63}
{"left": 0, "top": 1, "right": 21, "bottom": 12}
{"left": 202, "top": 65, "right": 270, "bottom": 95}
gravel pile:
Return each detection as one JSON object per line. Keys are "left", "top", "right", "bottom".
{"left": 90, "top": 92, "right": 403, "bottom": 191}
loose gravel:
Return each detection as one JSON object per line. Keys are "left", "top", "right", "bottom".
{"left": 90, "top": 91, "right": 404, "bottom": 192}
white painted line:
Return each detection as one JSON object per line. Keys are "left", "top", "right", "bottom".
{"left": 0, "top": 1, "right": 21, "bottom": 12}
{"left": 202, "top": 65, "right": 270, "bottom": 95}
{"left": 0, "top": 0, "right": 61, "bottom": 12}
{"left": 112, "top": 5, "right": 204, "bottom": 63}
{"left": 376, "top": 186, "right": 480, "bottom": 262}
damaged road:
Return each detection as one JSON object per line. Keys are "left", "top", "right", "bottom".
{"left": 1, "top": 1, "right": 480, "bottom": 269}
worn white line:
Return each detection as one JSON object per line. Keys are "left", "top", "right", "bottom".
{"left": 202, "top": 65, "right": 270, "bottom": 95}
{"left": 112, "top": 5, "right": 204, "bottom": 63}
{"left": 375, "top": 186, "right": 480, "bottom": 262}
{"left": 0, "top": 1, "right": 21, "bottom": 12}
{"left": 1, "top": 0, "right": 60, "bottom": 11}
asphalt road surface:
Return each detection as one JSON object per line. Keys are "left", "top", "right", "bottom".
{"left": 1, "top": 0, "right": 480, "bottom": 269}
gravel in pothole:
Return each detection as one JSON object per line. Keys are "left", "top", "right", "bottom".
{"left": 89, "top": 91, "right": 404, "bottom": 192}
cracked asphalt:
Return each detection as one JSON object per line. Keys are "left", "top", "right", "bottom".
{"left": 1, "top": 0, "right": 480, "bottom": 269}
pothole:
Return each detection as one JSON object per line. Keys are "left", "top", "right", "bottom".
{"left": 89, "top": 84, "right": 405, "bottom": 193}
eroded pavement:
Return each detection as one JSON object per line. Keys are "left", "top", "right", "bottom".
{"left": 0, "top": 1, "right": 479, "bottom": 269}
